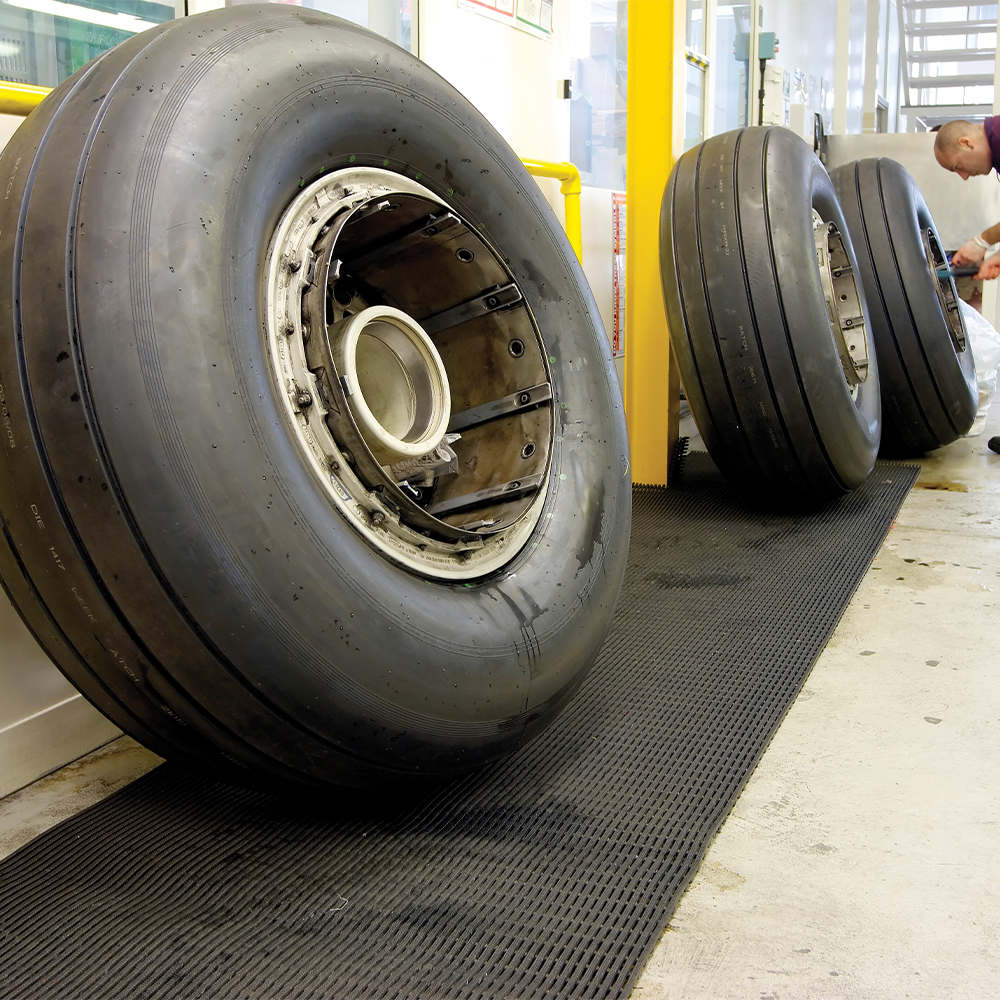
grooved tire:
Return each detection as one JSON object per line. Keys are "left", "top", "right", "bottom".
{"left": 660, "top": 126, "right": 881, "bottom": 506}
{"left": 830, "top": 157, "right": 978, "bottom": 455}
{"left": 0, "top": 6, "right": 630, "bottom": 791}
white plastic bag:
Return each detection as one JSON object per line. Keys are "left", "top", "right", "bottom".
{"left": 958, "top": 299, "right": 1000, "bottom": 436}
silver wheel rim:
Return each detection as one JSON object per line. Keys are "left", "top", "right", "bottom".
{"left": 264, "top": 167, "right": 553, "bottom": 580}
{"left": 813, "top": 209, "right": 872, "bottom": 400}
{"left": 922, "top": 227, "right": 968, "bottom": 355}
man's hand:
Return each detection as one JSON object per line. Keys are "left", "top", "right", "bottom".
{"left": 952, "top": 239, "right": 988, "bottom": 266}
{"left": 977, "top": 251, "right": 1000, "bottom": 280}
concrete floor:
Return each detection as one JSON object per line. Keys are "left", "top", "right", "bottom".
{"left": 634, "top": 406, "right": 1000, "bottom": 998}
{"left": 1, "top": 404, "right": 998, "bottom": 998}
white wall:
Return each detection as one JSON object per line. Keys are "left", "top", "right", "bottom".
{"left": 882, "top": 0, "right": 901, "bottom": 133}
{"left": 0, "top": 595, "right": 120, "bottom": 797}
{"left": 765, "top": 0, "right": 838, "bottom": 134}
{"left": 0, "top": 114, "right": 22, "bottom": 151}
{"left": 739, "top": 0, "right": 901, "bottom": 139}
{"left": 0, "top": 593, "right": 121, "bottom": 796}
{"left": 846, "top": 0, "right": 868, "bottom": 134}
{"left": 416, "top": 0, "right": 570, "bottom": 214}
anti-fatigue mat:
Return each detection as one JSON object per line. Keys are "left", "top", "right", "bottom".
{"left": 0, "top": 453, "right": 917, "bottom": 1000}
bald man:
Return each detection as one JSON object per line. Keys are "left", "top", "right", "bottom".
{"left": 934, "top": 119, "right": 1000, "bottom": 279}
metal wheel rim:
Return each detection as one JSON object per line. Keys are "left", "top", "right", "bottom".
{"left": 813, "top": 208, "right": 872, "bottom": 400}
{"left": 922, "top": 227, "right": 968, "bottom": 355}
{"left": 264, "top": 167, "right": 553, "bottom": 580}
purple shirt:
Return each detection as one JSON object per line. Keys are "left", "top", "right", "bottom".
{"left": 985, "top": 116, "right": 1000, "bottom": 173}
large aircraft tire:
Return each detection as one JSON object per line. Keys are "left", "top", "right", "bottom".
{"left": 661, "top": 126, "right": 881, "bottom": 506}
{"left": 0, "top": 6, "right": 631, "bottom": 791}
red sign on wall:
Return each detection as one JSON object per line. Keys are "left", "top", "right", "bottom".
{"left": 611, "top": 192, "right": 626, "bottom": 358}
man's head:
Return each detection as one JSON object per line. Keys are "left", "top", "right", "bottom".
{"left": 934, "top": 120, "right": 993, "bottom": 179}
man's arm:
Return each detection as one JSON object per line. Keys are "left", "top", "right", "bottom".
{"left": 978, "top": 250, "right": 1000, "bottom": 280}
{"left": 952, "top": 220, "right": 1000, "bottom": 264}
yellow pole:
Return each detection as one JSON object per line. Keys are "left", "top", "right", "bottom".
{"left": 521, "top": 159, "right": 583, "bottom": 263}
{"left": 625, "top": 0, "right": 682, "bottom": 485}
{"left": 0, "top": 83, "right": 50, "bottom": 117}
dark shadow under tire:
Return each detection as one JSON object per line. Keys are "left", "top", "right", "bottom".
{"left": 830, "top": 157, "right": 978, "bottom": 456}
{"left": 661, "top": 126, "right": 881, "bottom": 507}
{"left": 0, "top": 6, "right": 630, "bottom": 791}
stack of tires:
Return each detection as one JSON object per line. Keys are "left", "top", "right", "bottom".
{"left": 660, "top": 126, "right": 978, "bottom": 506}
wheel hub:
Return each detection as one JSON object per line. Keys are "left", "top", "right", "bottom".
{"left": 264, "top": 168, "right": 553, "bottom": 580}
{"left": 923, "top": 227, "right": 967, "bottom": 354}
{"left": 328, "top": 305, "right": 451, "bottom": 467}
{"left": 813, "top": 209, "right": 871, "bottom": 393}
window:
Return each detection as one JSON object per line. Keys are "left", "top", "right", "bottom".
{"left": 684, "top": 0, "right": 708, "bottom": 150}
{"left": 232, "top": 0, "right": 413, "bottom": 52}
{"left": 568, "top": 0, "right": 627, "bottom": 191}
{"left": 0, "top": 0, "right": 174, "bottom": 86}
{"left": 0, "top": 0, "right": 413, "bottom": 89}
{"left": 713, "top": 3, "right": 751, "bottom": 133}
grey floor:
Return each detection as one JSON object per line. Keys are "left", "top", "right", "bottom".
{"left": 2, "top": 404, "right": 999, "bottom": 998}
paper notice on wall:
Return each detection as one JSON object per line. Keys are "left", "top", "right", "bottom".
{"left": 461, "top": 0, "right": 514, "bottom": 13}
{"left": 516, "top": 0, "right": 552, "bottom": 32}
{"left": 612, "top": 192, "right": 626, "bottom": 358}
{"left": 458, "top": 0, "right": 515, "bottom": 25}
{"left": 458, "top": 0, "right": 552, "bottom": 39}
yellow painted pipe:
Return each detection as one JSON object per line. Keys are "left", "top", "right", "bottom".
{"left": 624, "top": 0, "right": 682, "bottom": 486}
{"left": 521, "top": 159, "right": 583, "bottom": 264}
{"left": 0, "top": 82, "right": 51, "bottom": 117}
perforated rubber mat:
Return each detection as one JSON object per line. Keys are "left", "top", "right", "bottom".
{"left": 0, "top": 452, "right": 917, "bottom": 1000}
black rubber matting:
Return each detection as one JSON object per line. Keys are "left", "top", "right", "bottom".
{"left": 0, "top": 452, "right": 918, "bottom": 1000}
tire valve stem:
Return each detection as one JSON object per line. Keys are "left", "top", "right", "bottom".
{"left": 287, "top": 258, "right": 302, "bottom": 273}
{"left": 296, "top": 389, "right": 313, "bottom": 407}
{"left": 369, "top": 510, "right": 386, "bottom": 527}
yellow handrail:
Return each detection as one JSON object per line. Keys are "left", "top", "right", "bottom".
{"left": 521, "top": 159, "right": 583, "bottom": 264}
{"left": 0, "top": 82, "right": 50, "bottom": 117}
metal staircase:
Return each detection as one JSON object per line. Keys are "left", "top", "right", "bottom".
{"left": 900, "top": 0, "right": 998, "bottom": 128}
